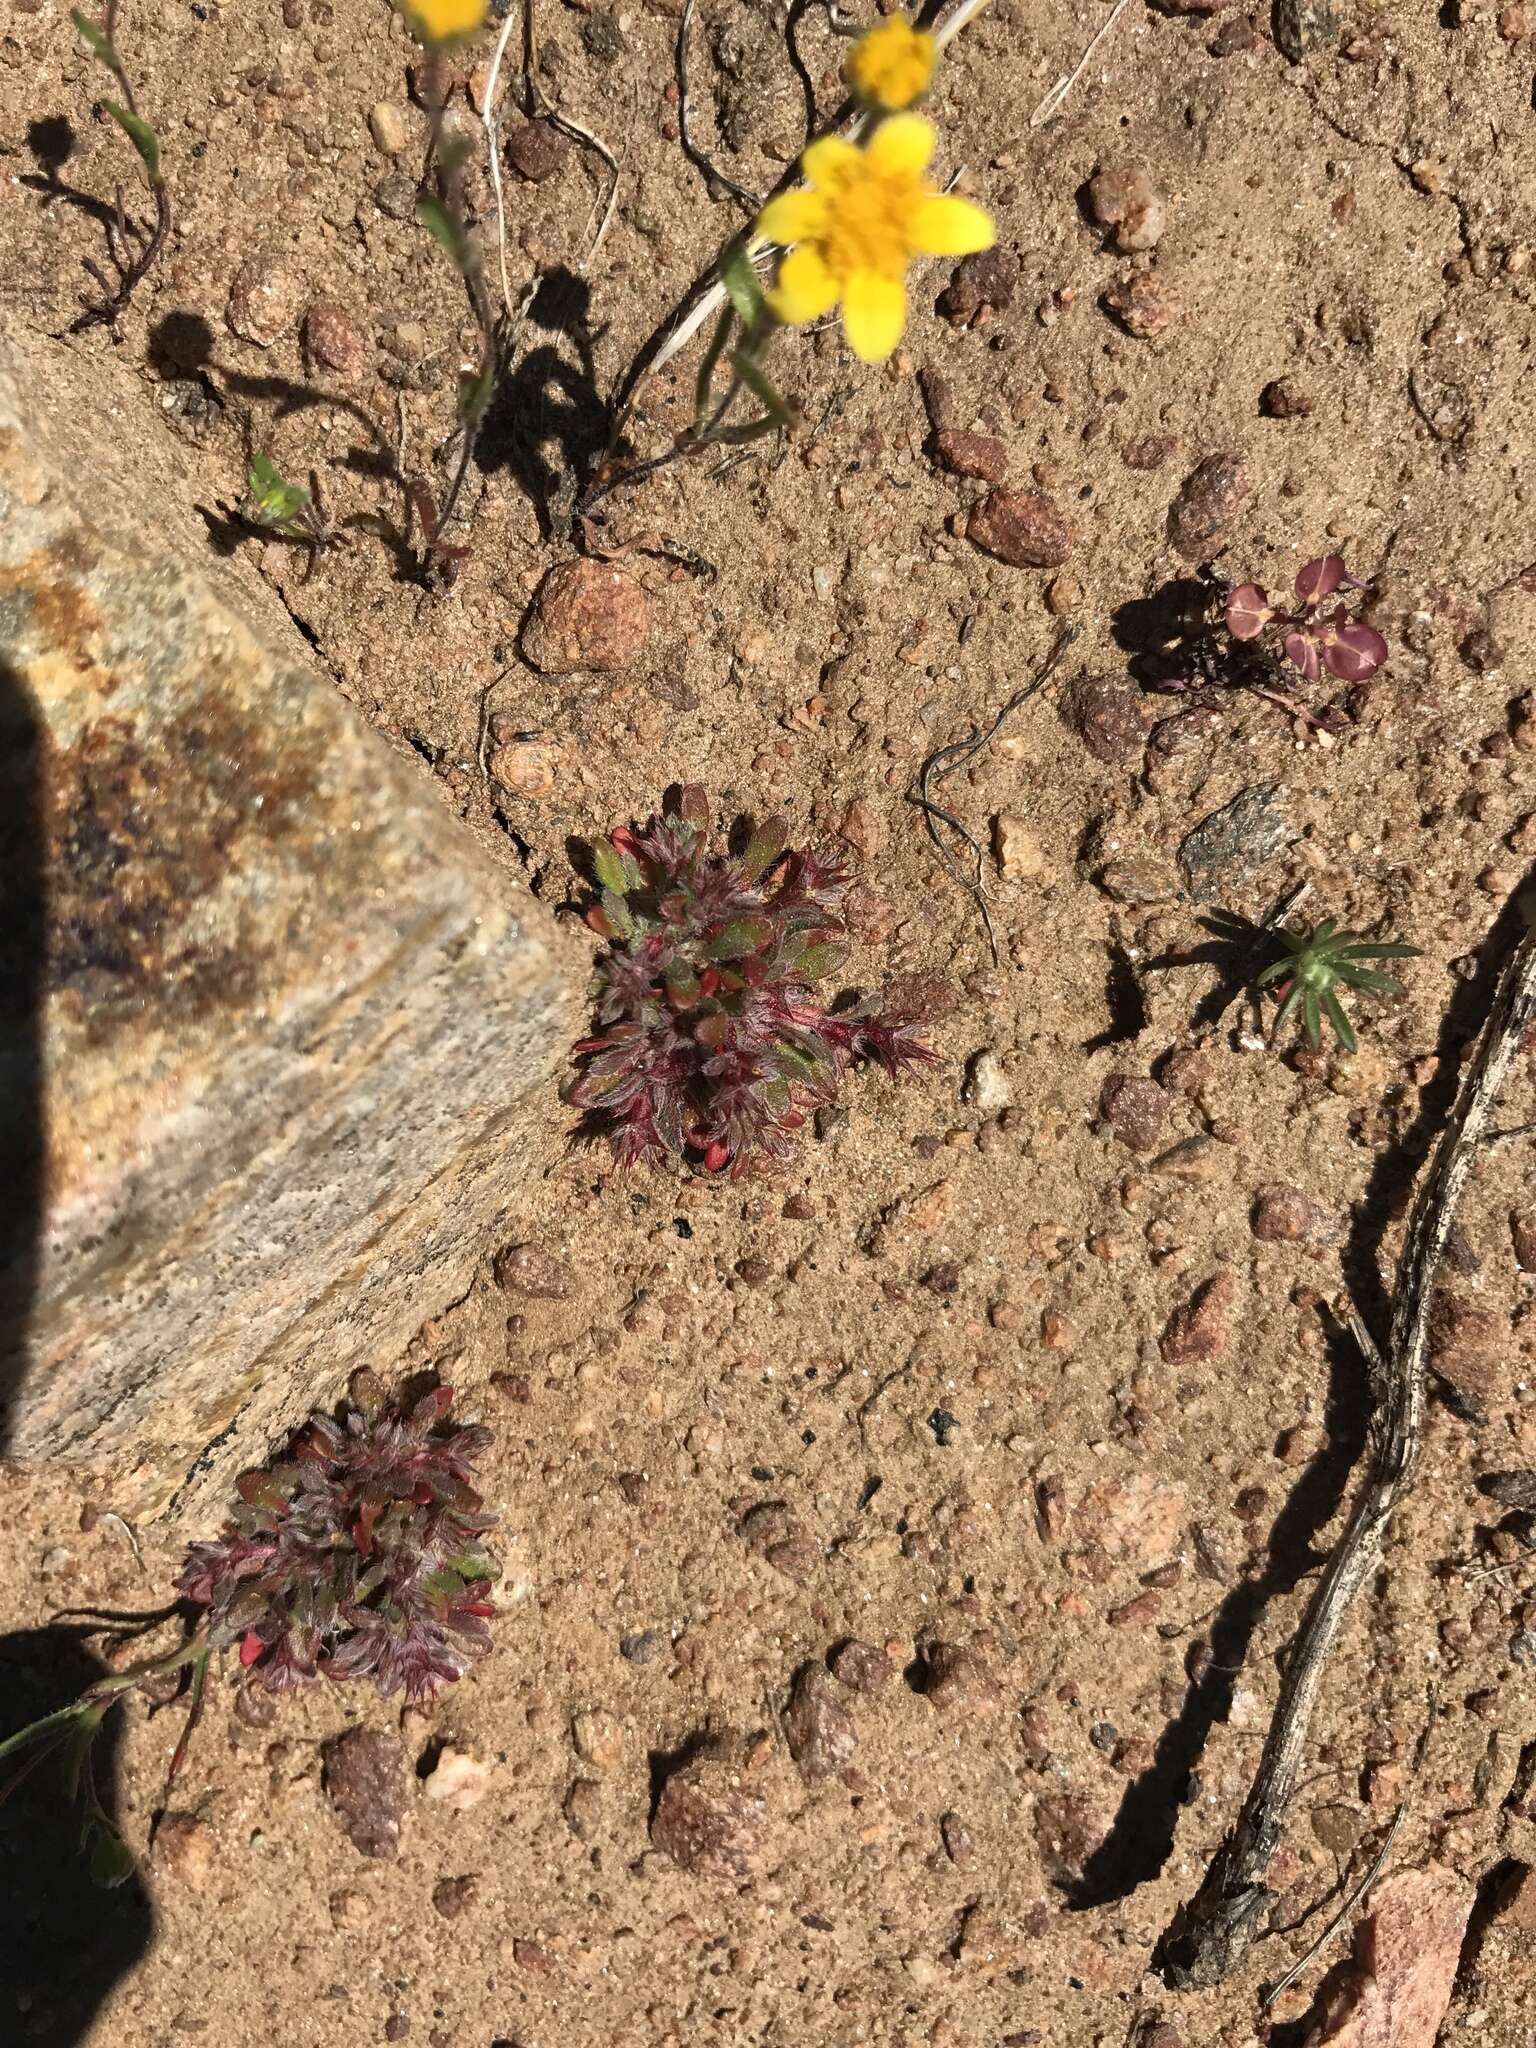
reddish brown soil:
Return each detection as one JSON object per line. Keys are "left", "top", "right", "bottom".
{"left": 3, "top": 1, "right": 1536, "bottom": 2044}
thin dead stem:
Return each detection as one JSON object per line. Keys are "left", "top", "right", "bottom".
{"left": 907, "top": 626, "right": 1081, "bottom": 965}
{"left": 678, "top": 0, "right": 762, "bottom": 213}
{"left": 1162, "top": 910, "right": 1536, "bottom": 1989}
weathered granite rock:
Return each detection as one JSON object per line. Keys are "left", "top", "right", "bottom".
{"left": 0, "top": 329, "right": 575, "bottom": 1515}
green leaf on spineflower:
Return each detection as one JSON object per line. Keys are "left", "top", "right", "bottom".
{"left": 71, "top": 10, "right": 123, "bottom": 75}
{"left": 102, "top": 100, "right": 160, "bottom": 183}
{"left": 720, "top": 243, "right": 767, "bottom": 331}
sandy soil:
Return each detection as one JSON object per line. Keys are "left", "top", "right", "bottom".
{"left": 3, "top": 0, "right": 1536, "bottom": 2044}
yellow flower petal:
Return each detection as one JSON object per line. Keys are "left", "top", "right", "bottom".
{"left": 770, "top": 246, "right": 840, "bottom": 326}
{"left": 757, "top": 190, "right": 829, "bottom": 247}
{"left": 865, "top": 114, "right": 936, "bottom": 181}
{"left": 801, "top": 135, "right": 860, "bottom": 189}
{"left": 842, "top": 269, "right": 907, "bottom": 363}
{"left": 398, "top": 0, "right": 486, "bottom": 44}
{"left": 911, "top": 193, "right": 995, "bottom": 257}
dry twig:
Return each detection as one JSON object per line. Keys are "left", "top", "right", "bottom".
{"left": 1028, "top": 0, "right": 1135, "bottom": 130}
{"left": 1161, "top": 909, "right": 1536, "bottom": 1989}
{"left": 1261, "top": 1688, "right": 1436, "bottom": 2008}
{"left": 677, "top": 0, "right": 762, "bottom": 213}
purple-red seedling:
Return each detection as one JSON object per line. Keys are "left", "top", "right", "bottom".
{"left": 1225, "top": 555, "right": 1388, "bottom": 685}
{"left": 567, "top": 785, "right": 938, "bottom": 1177}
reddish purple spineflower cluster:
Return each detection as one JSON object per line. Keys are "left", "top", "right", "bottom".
{"left": 178, "top": 1372, "right": 500, "bottom": 1706}
{"left": 566, "top": 785, "right": 936, "bottom": 1177}
{"left": 1225, "top": 554, "right": 1388, "bottom": 685}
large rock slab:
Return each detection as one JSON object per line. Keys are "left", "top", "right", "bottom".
{"left": 0, "top": 331, "right": 575, "bottom": 1515}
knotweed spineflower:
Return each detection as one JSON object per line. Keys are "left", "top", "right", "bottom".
{"left": 761, "top": 115, "right": 994, "bottom": 363}
{"left": 0, "top": 1373, "right": 501, "bottom": 1888}
{"left": 397, "top": 0, "right": 486, "bottom": 42}
{"left": 179, "top": 1372, "right": 501, "bottom": 1704}
{"left": 845, "top": 16, "right": 936, "bottom": 111}
{"left": 568, "top": 786, "right": 938, "bottom": 1176}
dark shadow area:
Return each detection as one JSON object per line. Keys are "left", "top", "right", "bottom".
{"left": 1145, "top": 907, "right": 1278, "bottom": 1037}
{"left": 0, "top": 659, "right": 44, "bottom": 1454}
{"left": 0, "top": 670, "right": 149, "bottom": 2043}
{"left": 1069, "top": 1310, "right": 1373, "bottom": 1907}
{"left": 1111, "top": 572, "right": 1229, "bottom": 694}
{"left": 20, "top": 114, "right": 121, "bottom": 243}
{"left": 1082, "top": 936, "right": 1149, "bottom": 1052}
{"left": 479, "top": 269, "right": 609, "bottom": 538}
{"left": 0, "top": 1629, "right": 154, "bottom": 2047}
{"left": 148, "top": 310, "right": 395, "bottom": 463}
{"left": 646, "top": 1727, "right": 715, "bottom": 1825}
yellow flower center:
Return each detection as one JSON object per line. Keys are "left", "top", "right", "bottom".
{"left": 811, "top": 156, "right": 926, "bottom": 283}
{"left": 846, "top": 18, "right": 936, "bottom": 112}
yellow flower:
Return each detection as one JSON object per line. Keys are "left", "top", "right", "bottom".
{"left": 397, "top": 0, "right": 486, "bottom": 44}
{"left": 759, "top": 116, "right": 994, "bottom": 364}
{"left": 845, "top": 17, "right": 936, "bottom": 112}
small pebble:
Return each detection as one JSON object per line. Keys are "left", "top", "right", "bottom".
{"left": 422, "top": 1746, "right": 493, "bottom": 1812}
{"left": 226, "top": 248, "right": 303, "bottom": 349}
{"left": 368, "top": 101, "right": 410, "bottom": 155}
{"left": 522, "top": 558, "right": 650, "bottom": 674}
{"left": 1087, "top": 160, "right": 1166, "bottom": 252}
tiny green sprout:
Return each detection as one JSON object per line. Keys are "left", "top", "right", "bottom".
{"left": 68, "top": 5, "right": 171, "bottom": 336}
{"left": 1255, "top": 916, "right": 1420, "bottom": 1053}
{"left": 245, "top": 453, "right": 312, "bottom": 539}
{"left": 242, "top": 455, "right": 347, "bottom": 579}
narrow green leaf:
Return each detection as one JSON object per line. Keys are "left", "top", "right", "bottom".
{"left": 435, "top": 132, "right": 473, "bottom": 182}
{"left": 727, "top": 346, "right": 793, "bottom": 430}
{"left": 102, "top": 100, "right": 159, "bottom": 183}
{"left": 0, "top": 1699, "right": 93, "bottom": 1767}
{"left": 1337, "top": 967, "right": 1405, "bottom": 995}
{"left": 416, "top": 193, "right": 466, "bottom": 269}
{"left": 707, "top": 915, "right": 772, "bottom": 961}
{"left": 694, "top": 303, "right": 734, "bottom": 431}
{"left": 1303, "top": 989, "right": 1323, "bottom": 1050}
{"left": 71, "top": 10, "right": 122, "bottom": 74}
{"left": 739, "top": 816, "right": 788, "bottom": 884}
{"left": 599, "top": 887, "right": 636, "bottom": 938}
{"left": 1320, "top": 988, "right": 1356, "bottom": 1052}
{"left": 1338, "top": 942, "right": 1421, "bottom": 961}
{"left": 709, "top": 413, "right": 783, "bottom": 449}
{"left": 720, "top": 243, "right": 766, "bottom": 330}
{"left": 1252, "top": 958, "right": 1290, "bottom": 987}
{"left": 1272, "top": 982, "right": 1303, "bottom": 1036}
{"left": 590, "top": 841, "right": 628, "bottom": 895}
{"left": 457, "top": 359, "right": 494, "bottom": 425}
{"left": 789, "top": 939, "right": 848, "bottom": 982}
{"left": 85, "top": 1817, "right": 136, "bottom": 1889}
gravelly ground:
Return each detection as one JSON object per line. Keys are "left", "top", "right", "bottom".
{"left": 2, "top": 0, "right": 1536, "bottom": 2043}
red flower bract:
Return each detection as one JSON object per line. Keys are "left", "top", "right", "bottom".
{"left": 567, "top": 785, "right": 938, "bottom": 1177}
{"left": 177, "top": 1372, "right": 500, "bottom": 1706}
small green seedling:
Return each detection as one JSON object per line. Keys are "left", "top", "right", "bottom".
{"left": 68, "top": 5, "right": 171, "bottom": 336}
{"left": 411, "top": 113, "right": 498, "bottom": 574}
{"left": 1256, "top": 917, "right": 1420, "bottom": 1052}
{"left": 243, "top": 455, "right": 345, "bottom": 578}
